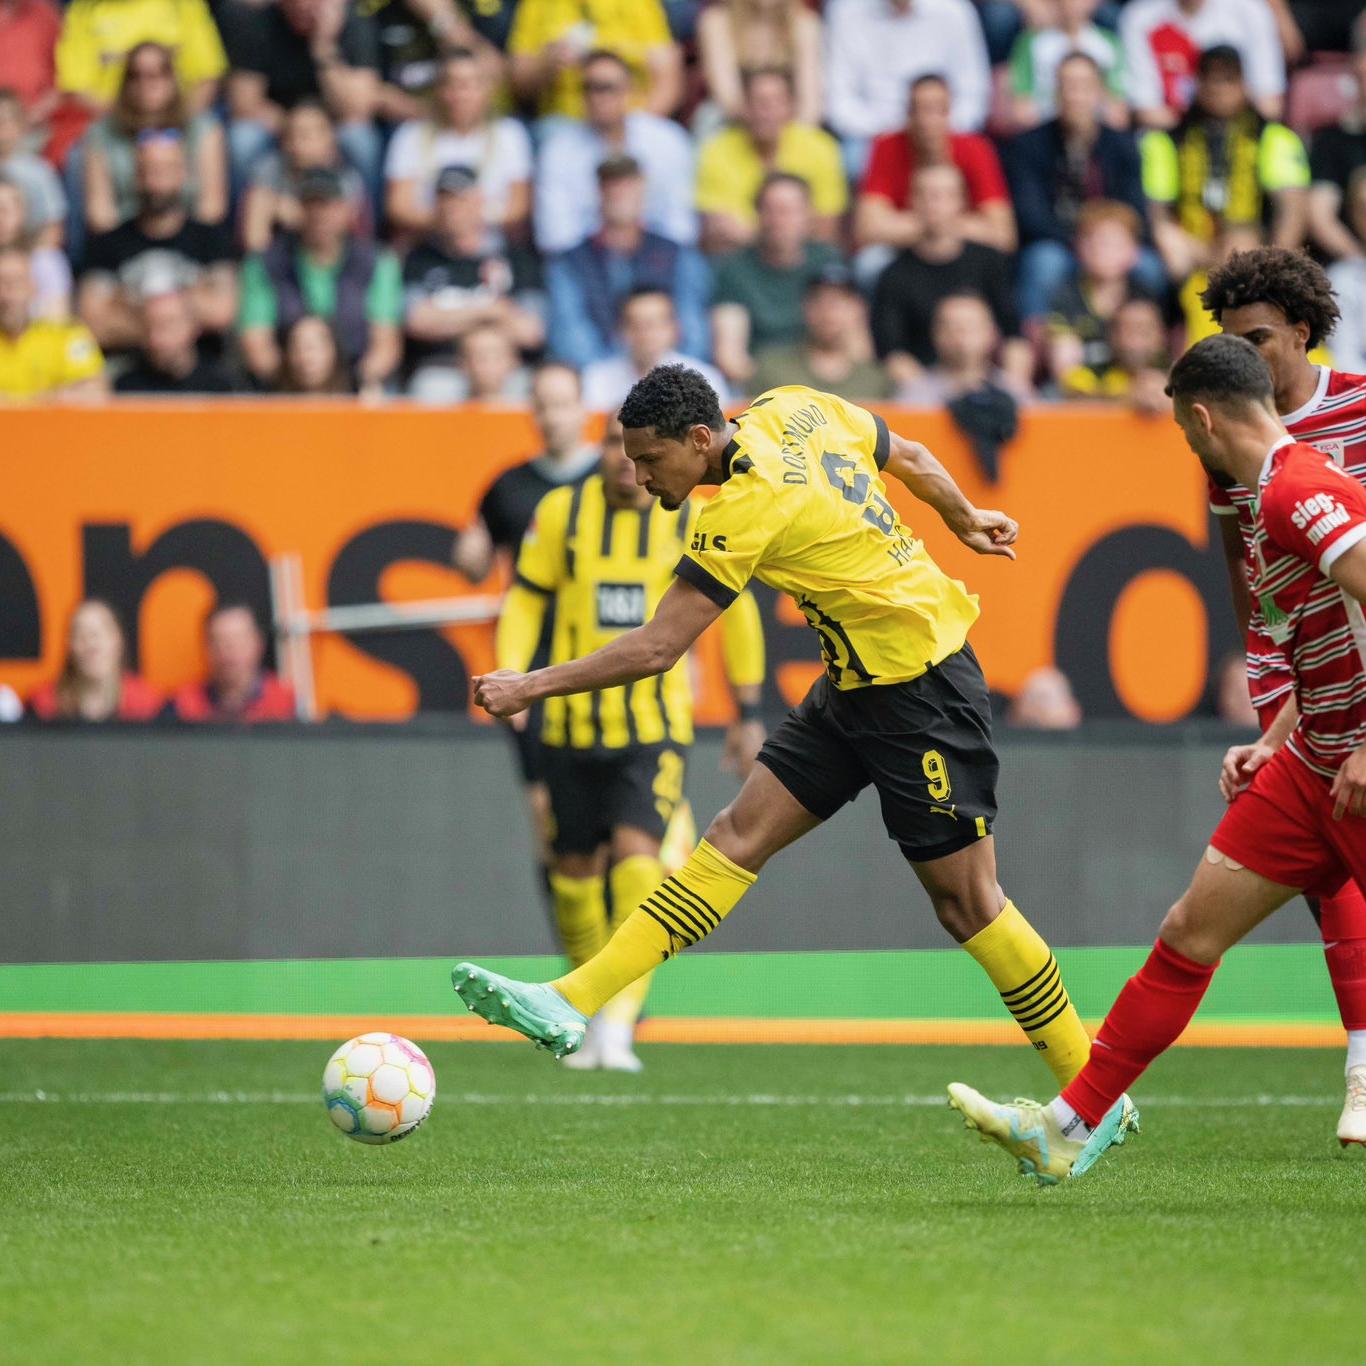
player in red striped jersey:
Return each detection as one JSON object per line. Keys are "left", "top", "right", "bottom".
{"left": 1199, "top": 248, "right": 1366, "bottom": 1144}
{"left": 948, "top": 336, "right": 1366, "bottom": 1183}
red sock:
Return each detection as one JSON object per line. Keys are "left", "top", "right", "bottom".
{"left": 1061, "top": 938, "right": 1218, "bottom": 1127}
{"left": 1320, "top": 882, "right": 1366, "bottom": 1032}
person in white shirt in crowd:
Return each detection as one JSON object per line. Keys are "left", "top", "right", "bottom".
{"left": 0, "top": 88, "right": 65, "bottom": 246}
{"left": 581, "top": 286, "right": 728, "bottom": 411}
{"left": 534, "top": 49, "right": 696, "bottom": 255}
{"left": 1328, "top": 170, "right": 1366, "bottom": 375}
{"left": 824, "top": 0, "right": 991, "bottom": 176}
{"left": 0, "top": 176, "right": 70, "bottom": 318}
{"left": 409, "top": 317, "right": 531, "bottom": 403}
{"left": 1119, "top": 0, "right": 1285, "bottom": 128}
{"left": 384, "top": 48, "right": 531, "bottom": 242}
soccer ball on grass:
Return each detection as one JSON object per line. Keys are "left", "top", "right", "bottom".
{"left": 322, "top": 1032, "right": 435, "bottom": 1144}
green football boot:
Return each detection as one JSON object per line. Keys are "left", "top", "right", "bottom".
{"left": 452, "top": 962, "right": 588, "bottom": 1059}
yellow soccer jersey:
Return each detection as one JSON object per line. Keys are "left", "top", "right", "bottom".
{"left": 503, "top": 474, "right": 764, "bottom": 750}
{"left": 675, "top": 386, "right": 979, "bottom": 690}
{"left": 0, "top": 320, "right": 104, "bottom": 400}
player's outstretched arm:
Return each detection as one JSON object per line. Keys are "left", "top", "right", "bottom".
{"left": 881, "top": 432, "right": 1018, "bottom": 559}
{"left": 474, "top": 579, "right": 724, "bottom": 718}
{"left": 1327, "top": 541, "right": 1366, "bottom": 818}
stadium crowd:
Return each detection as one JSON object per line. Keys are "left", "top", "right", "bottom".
{"left": 0, "top": 0, "right": 1362, "bottom": 417}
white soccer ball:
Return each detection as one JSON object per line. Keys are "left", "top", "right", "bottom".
{"left": 322, "top": 1033, "right": 436, "bottom": 1144}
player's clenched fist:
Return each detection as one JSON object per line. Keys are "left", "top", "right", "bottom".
{"left": 474, "top": 669, "right": 533, "bottom": 718}
{"left": 953, "top": 509, "right": 1018, "bottom": 560}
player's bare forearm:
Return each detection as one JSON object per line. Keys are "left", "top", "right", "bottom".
{"left": 474, "top": 580, "right": 722, "bottom": 717}
{"left": 882, "top": 432, "right": 1019, "bottom": 559}
{"left": 1263, "top": 695, "right": 1297, "bottom": 751}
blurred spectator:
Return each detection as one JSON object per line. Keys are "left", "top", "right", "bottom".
{"left": 409, "top": 317, "right": 531, "bottom": 402}
{"left": 709, "top": 173, "right": 840, "bottom": 387}
{"left": 582, "top": 287, "right": 727, "bottom": 410}
{"left": 453, "top": 361, "right": 599, "bottom": 582}
{"left": 1004, "top": 52, "right": 1152, "bottom": 320}
{"left": 384, "top": 50, "right": 530, "bottom": 241}
{"left": 855, "top": 74, "right": 1015, "bottom": 254}
{"left": 402, "top": 163, "right": 544, "bottom": 373}
{"left": 220, "top": 0, "right": 383, "bottom": 192}
{"left": 825, "top": 0, "right": 991, "bottom": 171}
{"left": 0, "top": 88, "right": 65, "bottom": 244}
{"left": 241, "top": 99, "right": 369, "bottom": 255}
{"left": 1143, "top": 46, "right": 1308, "bottom": 285}
{"left": 78, "top": 133, "right": 237, "bottom": 355}
{"left": 696, "top": 0, "right": 823, "bottom": 128}
{"left": 897, "top": 290, "right": 1027, "bottom": 405}
{"left": 0, "top": 244, "right": 103, "bottom": 397}
{"left": 365, "top": 0, "right": 504, "bottom": 123}
{"left": 534, "top": 49, "right": 696, "bottom": 254}
{"left": 695, "top": 67, "right": 845, "bottom": 253}
{"left": 1007, "top": 665, "right": 1082, "bottom": 729}
{"left": 56, "top": 0, "right": 226, "bottom": 116}
{"left": 1308, "top": 17, "right": 1366, "bottom": 263}
{"left": 871, "top": 164, "right": 1030, "bottom": 392}
{"left": 113, "top": 287, "right": 237, "bottom": 393}
{"left": 28, "top": 600, "right": 161, "bottom": 722}
{"left": 0, "top": 176, "right": 70, "bottom": 317}
{"left": 0, "top": 0, "right": 60, "bottom": 126}
{"left": 275, "top": 314, "right": 352, "bottom": 393}
{"left": 0, "top": 685, "right": 20, "bottom": 722}
{"left": 508, "top": 0, "right": 682, "bottom": 119}
{"left": 1213, "top": 650, "right": 1257, "bottom": 727}
{"left": 238, "top": 166, "right": 402, "bottom": 395}
{"left": 1007, "top": 0, "right": 1127, "bottom": 130}
{"left": 168, "top": 602, "right": 296, "bottom": 724}
{"left": 1061, "top": 294, "right": 1171, "bottom": 412}
{"left": 1044, "top": 201, "right": 1154, "bottom": 394}
{"left": 1119, "top": 0, "right": 1284, "bottom": 129}
{"left": 750, "top": 265, "right": 890, "bottom": 401}
{"left": 1276, "top": 0, "right": 1366, "bottom": 56}
{"left": 546, "top": 154, "right": 709, "bottom": 369}
{"left": 82, "top": 43, "right": 226, "bottom": 235}
{"left": 1328, "top": 171, "right": 1366, "bottom": 373}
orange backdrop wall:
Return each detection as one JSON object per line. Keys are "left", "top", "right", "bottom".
{"left": 0, "top": 402, "right": 1231, "bottom": 723}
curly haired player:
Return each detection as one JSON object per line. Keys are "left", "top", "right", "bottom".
{"left": 1200, "top": 247, "right": 1366, "bottom": 1144}
{"left": 451, "top": 367, "right": 1114, "bottom": 1103}
{"left": 949, "top": 335, "right": 1366, "bottom": 1184}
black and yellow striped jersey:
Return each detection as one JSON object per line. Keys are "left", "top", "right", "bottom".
{"left": 498, "top": 474, "right": 765, "bottom": 751}
{"left": 675, "top": 385, "right": 980, "bottom": 689}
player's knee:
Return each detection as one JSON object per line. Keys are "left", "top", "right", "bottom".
{"left": 703, "top": 802, "right": 763, "bottom": 870}
{"left": 931, "top": 886, "right": 997, "bottom": 943}
{"left": 1157, "top": 897, "right": 1220, "bottom": 965}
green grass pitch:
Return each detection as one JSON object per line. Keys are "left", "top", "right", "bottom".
{"left": 5, "top": 1040, "right": 1364, "bottom": 1364}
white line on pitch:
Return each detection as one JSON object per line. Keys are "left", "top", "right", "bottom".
{"left": 0, "top": 1091, "right": 1339, "bottom": 1108}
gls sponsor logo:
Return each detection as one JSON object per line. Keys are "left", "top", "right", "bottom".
{"left": 1290, "top": 491, "right": 1353, "bottom": 546}
{"left": 690, "top": 532, "right": 728, "bottom": 552}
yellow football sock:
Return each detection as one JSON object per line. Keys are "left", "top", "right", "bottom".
{"left": 598, "top": 854, "right": 664, "bottom": 1027}
{"left": 553, "top": 839, "right": 755, "bottom": 1017}
{"left": 963, "top": 900, "right": 1091, "bottom": 1086}
{"left": 548, "top": 872, "right": 609, "bottom": 969}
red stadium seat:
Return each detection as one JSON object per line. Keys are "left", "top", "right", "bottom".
{"left": 1287, "top": 58, "right": 1355, "bottom": 137}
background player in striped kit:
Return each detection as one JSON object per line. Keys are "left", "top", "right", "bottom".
{"left": 1201, "top": 247, "right": 1366, "bottom": 1142}
{"left": 497, "top": 415, "right": 766, "bottom": 1071}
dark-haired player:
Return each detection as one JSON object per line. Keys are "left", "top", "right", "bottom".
{"left": 1201, "top": 246, "right": 1366, "bottom": 1143}
{"left": 452, "top": 366, "right": 1114, "bottom": 1104}
{"left": 949, "top": 334, "right": 1366, "bottom": 1183}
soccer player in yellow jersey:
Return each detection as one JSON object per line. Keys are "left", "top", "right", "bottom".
{"left": 454, "top": 365, "right": 1096, "bottom": 1091}
{"left": 498, "top": 416, "right": 766, "bottom": 1071}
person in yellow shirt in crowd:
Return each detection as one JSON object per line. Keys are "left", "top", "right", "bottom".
{"left": 696, "top": 68, "right": 846, "bottom": 255}
{"left": 496, "top": 413, "right": 766, "bottom": 1071}
{"left": 508, "top": 0, "right": 681, "bottom": 121}
{"left": 0, "top": 245, "right": 105, "bottom": 400}
{"left": 55, "top": 0, "right": 227, "bottom": 115}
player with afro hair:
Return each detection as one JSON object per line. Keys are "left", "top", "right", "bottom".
{"left": 617, "top": 363, "right": 726, "bottom": 443}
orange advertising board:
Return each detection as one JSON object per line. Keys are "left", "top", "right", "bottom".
{"left": 0, "top": 401, "right": 1232, "bottom": 723}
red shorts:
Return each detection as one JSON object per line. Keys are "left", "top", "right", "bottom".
{"left": 1211, "top": 747, "right": 1366, "bottom": 898}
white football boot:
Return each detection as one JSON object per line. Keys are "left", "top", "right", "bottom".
{"left": 558, "top": 1018, "right": 602, "bottom": 1070}
{"left": 595, "top": 1016, "right": 644, "bottom": 1073}
{"left": 1338, "top": 1064, "right": 1366, "bottom": 1147}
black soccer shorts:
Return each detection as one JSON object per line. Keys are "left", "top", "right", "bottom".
{"left": 542, "top": 742, "right": 688, "bottom": 856}
{"left": 756, "top": 643, "right": 998, "bottom": 863}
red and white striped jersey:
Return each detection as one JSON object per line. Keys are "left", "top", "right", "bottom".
{"left": 1252, "top": 437, "right": 1366, "bottom": 778}
{"left": 1209, "top": 367, "right": 1366, "bottom": 715}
